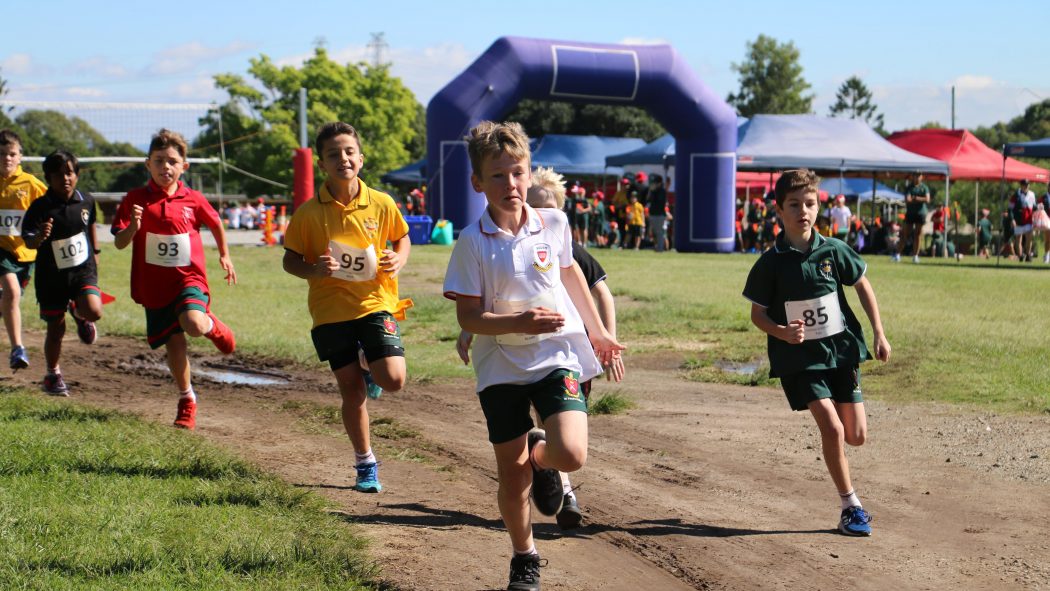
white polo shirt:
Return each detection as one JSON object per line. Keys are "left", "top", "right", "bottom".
{"left": 443, "top": 204, "right": 602, "bottom": 392}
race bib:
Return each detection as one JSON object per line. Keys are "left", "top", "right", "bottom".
{"left": 493, "top": 290, "right": 559, "bottom": 346}
{"left": 51, "top": 232, "right": 89, "bottom": 269}
{"left": 145, "top": 232, "right": 191, "bottom": 267}
{"left": 784, "top": 292, "right": 845, "bottom": 340}
{"left": 329, "top": 241, "right": 377, "bottom": 282}
{"left": 0, "top": 210, "right": 24, "bottom": 236}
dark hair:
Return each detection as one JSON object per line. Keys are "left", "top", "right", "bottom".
{"left": 0, "top": 129, "right": 23, "bottom": 148}
{"left": 148, "top": 128, "right": 188, "bottom": 159}
{"left": 315, "top": 122, "right": 362, "bottom": 155}
{"left": 43, "top": 150, "right": 80, "bottom": 177}
{"left": 773, "top": 169, "right": 821, "bottom": 205}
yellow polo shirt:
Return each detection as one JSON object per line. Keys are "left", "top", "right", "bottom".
{"left": 0, "top": 166, "right": 47, "bottom": 261}
{"left": 284, "top": 178, "right": 410, "bottom": 328}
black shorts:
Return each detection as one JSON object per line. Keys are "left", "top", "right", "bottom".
{"left": 36, "top": 268, "right": 99, "bottom": 321}
{"left": 310, "top": 311, "right": 405, "bottom": 371}
{"left": 478, "top": 369, "right": 588, "bottom": 444}
{"left": 779, "top": 366, "right": 863, "bottom": 412}
{"left": 905, "top": 213, "right": 926, "bottom": 225}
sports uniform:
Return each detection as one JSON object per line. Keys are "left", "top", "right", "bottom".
{"left": 23, "top": 189, "right": 99, "bottom": 319}
{"left": 904, "top": 181, "right": 930, "bottom": 224}
{"left": 0, "top": 165, "right": 46, "bottom": 286}
{"left": 742, "top": 233, "right": 871, "bottom": 410}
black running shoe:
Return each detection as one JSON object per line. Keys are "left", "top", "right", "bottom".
{"left": 556, "top": 492, "right": 583, "bottom": 530}
{"left": 527, "top": 429, "right": 563, "bottom": 516}
{"left": 508, "top": 552, "right": 544, "bottom": 591}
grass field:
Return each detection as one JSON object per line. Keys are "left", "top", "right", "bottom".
{"left": 0, "top": 391, "right": 379, "bottom": 590}
{"left": 64, "top": 242, "right": 1050, "bottom": 414}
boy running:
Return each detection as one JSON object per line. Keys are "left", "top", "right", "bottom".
{"left": 0, "top": 130, "right": 47, "bottom": 370}
{"left": 283, "top": 122, "right": 411, "bottom": 494}
{"left": 112, "top": 129, "right": 236, "bottom": 430}
{"left": 23, "top": 151, "right": 102, "bottom": 395}
{"left": 743, "top": 169, "right": 890, "bottom": 537}
{"left": 443, "top": 121, "right": 622, "bottom": 590}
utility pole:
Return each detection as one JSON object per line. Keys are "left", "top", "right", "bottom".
{"left": 367, "top": 32, "right": 389, "bottom": 67}
{"left": 951, "top": 85, "right": 956, "bottom": 130}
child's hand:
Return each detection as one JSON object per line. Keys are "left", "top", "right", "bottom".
{"left": 38, "top": 218, "right": 53, "bottom": 242}
{"left": 589, "top": 330, "right": 625, "bottom": 367}
{"left": 603, "top": 354, "right": 625, "bottom": 382}
{"left": 781, "top": 319, "right": 805, "bottom": 344}
{"left": 315, "top": 247, "right": 339, "bottom": 277}
{"left": 379, "top": 248, "right": 404, "bottom": 278}
{"left": 516, "top": 307, "right": 564, "bottom": 334}
{"left": 873, "top": 332, "right": 891, "bottom": 362}
{"left": 455, "top": 330, "right": 473, "bottom": 365}
{"left": 128, "top": 205, "right": 144, "bottom": 232}
{"left": 220, "top": 254, "right": 237, "bottom": 285}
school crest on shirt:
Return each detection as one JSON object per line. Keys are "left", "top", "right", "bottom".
{"left": 532, "top": 243, "right": 553, "bottom": 272}
{"left": 81, "top": 209, "right": 90, "bottom": 225}
{"left": 363, "top": 217, "right": 379, "bottom": 237}
{"left": 182, "top": 206, "right": 194, "bottom": 222}
{"left": 818, "top": 258, "right": 835, "bottom": 281}
{"left": 382, "top": 317, "right": 398, "bottom": 335}
{"left": 563, "top": 374, "right": 580, "bottom": 399}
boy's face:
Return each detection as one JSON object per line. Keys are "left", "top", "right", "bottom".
{"left": 319, "top": 133, "right": 363, "bottom": 184}
{"left": 146, "top": 147, "right": 188, "bottom": 188}
{"left": 774, "top": 189, "right": 820, "bottom": 237}
{"left": 471, "top": 152, "right": 531, "bottom": 216}
{"left": 46, "top": 161, "right": 78, "bottom": 199}
{"left": 0, "top": 142, "right": 22, "bottom": 177}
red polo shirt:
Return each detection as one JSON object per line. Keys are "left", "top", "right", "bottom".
{"left": 112, "top": 180, "right": 220, "bottom": 309}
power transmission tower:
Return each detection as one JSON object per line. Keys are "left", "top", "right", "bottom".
{"left": 367, "top": 32, "right": 389, "bottom": 67}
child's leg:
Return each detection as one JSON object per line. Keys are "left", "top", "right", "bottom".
{"left": 165, "top": 333, "right": 192, "bottom": 393}
{"left": 367, "top": 355, "right": 406, "bottom": 393}
{"left": 74, "top": 293, "right": 103, "bottom": 322}
{"left": 835, "top": 401, "right": 867, "bottom": 447}
{"left": 492, "top": 434, "right": 536, "bottom": 554}
{"left": 529, "top": 410, "right": 588, "bottom": 473}
{"left": 332, "top": 362, "right": 371, "bottom": 454}
{"left": 1, "top": 272, "right": 23, "bottom": 347}
{"left": 178, "top": 309, "right": 211, "bottom": 338}
{"left": 44, "top": 316, "right": 66, "bottom": 372}
{"left": 807, "top": 398, "right": 853, "bottom": 495}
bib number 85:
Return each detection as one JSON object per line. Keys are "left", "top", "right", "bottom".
{"left": 801, "top": 307, "right": 829, "bottom": 327}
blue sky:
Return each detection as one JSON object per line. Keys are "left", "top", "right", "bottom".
{"left": 3, "top": 0, "right": 1046, "bottom": 136}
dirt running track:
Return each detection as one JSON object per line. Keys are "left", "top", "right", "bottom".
{"left": 7, "top": 331, "right": 1048, "bottom": 590}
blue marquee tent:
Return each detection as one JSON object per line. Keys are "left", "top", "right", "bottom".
{"left": 820, "top": 177, "right": 904, "bottom": 202}
{"left": 381, "top": 159, "right": 426, "bottom": 184}
{"left": 531, "top": 134, "right": 646, "bottom": 176}
{"left": 605, "top": 133, "right": 674, "bottom": 167}
{"left": 1005, "top": 138, "right": 1050, "bottom": 159}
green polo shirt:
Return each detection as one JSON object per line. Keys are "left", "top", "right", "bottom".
{"left": 742, "top": 233, "right": 871, "bottom": 378}
{"left": 905, "top": 182, "right": 930, "bottom": 218}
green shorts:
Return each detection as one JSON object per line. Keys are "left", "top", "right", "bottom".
{"left": 478, "top": 369, "right": 588, "bottom": 444}
{"left": 0, "top": 249, "right": 33, "bottom": 291}
{"left": 145, "top": 287, "right": 210, "bottom": 349}
{"left": 310, "top": 311, "right": 405, "bottom": 371}
{"left": 779, "top": 366, "right": 863, "bottom": 412}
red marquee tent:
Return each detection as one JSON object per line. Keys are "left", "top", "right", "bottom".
{"left": 886, "top": 129, "right": 1049, "bottom": 182}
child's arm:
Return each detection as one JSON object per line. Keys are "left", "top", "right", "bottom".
{"left": 590, "top": 279, "right": 624, "bottom": 382}
{"left": 455, "top": 329, "right": 473, "bottom": 365}
{"left": 852, "top": 276, "right": 891, "bottom": 362}
{"left": 750, "top": 303, "right": 805, "bottom": 344}
{"left": 455, "top": 295, "right": 564, "bottom": 336}
{"left": 380, "top": 234, "right": 411, "bottom": 278}
{"left": 561, "top": 263, "right": 624, "bottom": 365}
{"left": 282, "top": 248, "right": 338, "bottom": 279}
{"left": 23, "top": 217, "right": 52, "bottom": 250}
{"left": 89, "top": 222, "right": 99, "bottom": 266}
{"left": 203, "top": 215, "right": 237, "bottom": 285}
{"left": 113, "top": 205, "right": 143, "bottom": 250}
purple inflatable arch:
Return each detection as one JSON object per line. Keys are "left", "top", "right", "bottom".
{"left": 426, "top": 36, "right": 737, "bottom": 252}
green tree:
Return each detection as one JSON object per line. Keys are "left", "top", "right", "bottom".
{"left": 197, "top": 48, "right": 423, "bottom": 196}
{"left": 828, "top": 76, "right": 884, "bottom": 132}
{"left": 504, "top": 100, "right": 665, "bottom": 141}
{"left": 727, "top": 34, "right": 813, "bottom": 116}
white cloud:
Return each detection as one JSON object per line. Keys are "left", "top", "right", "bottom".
{"left": 67, "top": 57, "right": 129, "bottom": 78}
{"left": 1, "top": 53, "right": 44, "bottom": 76}
{"left": 148, "top": 41, "right": 255, "bottom": 75}
{"left": 618, "top": 37, "right": 671, "bottom": 46}
{"left": 173, "top": 76, "right": 222, "bottom": 101}
{"left": 65, "top": 87, "right": 107, "bottom": 98}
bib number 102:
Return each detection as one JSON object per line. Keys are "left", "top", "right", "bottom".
{"left": 801, "top": 307, "right": 829, "bottom": 327}
{"left": 341, "top": 253, "right": 366, "bottom": 272}
{"left": 58, "top": 241, "right": 85, "bottom": 260}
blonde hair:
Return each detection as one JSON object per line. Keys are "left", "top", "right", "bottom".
{"left": 466, "top": 121, "right": 531, "bottom": 175}
{"left": 527, "top": 166, "right": 566, "bottom": 209}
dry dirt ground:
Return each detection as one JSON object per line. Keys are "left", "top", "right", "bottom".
{"left": 7, "top": 330, "right": 1049, "bottom": 590}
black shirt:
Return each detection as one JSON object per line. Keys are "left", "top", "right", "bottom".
{"left": 23, "top": 189, "right": 97, "bottom": 275}
{"left": 572, "top": 243, "right": 607, "bottom": 289}
{"left": 649, "top": 185, "right": 667, "bottom": 215}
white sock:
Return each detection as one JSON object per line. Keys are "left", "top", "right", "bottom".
{"left": 839, "top": 489, "right": 861, "bottom": 510}
{"left": 204, "top": 316, "right": 215, "bottom": 335}
{"left": 355, "top": 449, "right": 376, "bottom": 466}
{"left": 561, "top": 472, "right": 573, "bottom": 495}
{"left": 48, "top": 367, "right": 61, "bottom": 376}
{"left": 514, "top": 545, "right": 538, "bottom": 557}
{"left": 180, "top": 388, "right": 196, "bottom": 402}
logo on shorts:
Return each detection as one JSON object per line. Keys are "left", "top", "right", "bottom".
{"left": 382, "top": 317, "right": 397, "bottom": 335}
{"left": 364, "top": 217, "right": 379, "bottom": 237}
{"left": 81, "top": 209, "right": 90, "bottom": 225}
{"left": 532, "top": 243, "right": 553, "bottom": 272}
{"left": 563, "top": 374, "right": 580, "bottom": 399}
{"left": 182, "top": 206, "right": 194, "bottom": 222}
{"left": 818, "top": 258, "right": 834, "bottom": 281}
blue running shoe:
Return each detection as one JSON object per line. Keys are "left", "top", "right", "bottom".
{"left": 353, "top": 462, "right": 382, "bottom": 493}
{"left": 363, "top": 371, "right": 383, "bottom": 400}
{"left": 839, "top": 506, "right": 872, "bottom": 536}
{"left": 9, "top": 346, "right": 28, "bottom": 370}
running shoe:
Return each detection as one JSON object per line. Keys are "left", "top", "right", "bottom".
{"left": 363, "top": 370, "right": 383, "bottom": 400}
{"left": 42, "top": 372, "right": 69, "bottom": 397}
{"left": 353, "top": 461, "right": 382, "bottom": 493}
{"left": 173, "top": 397, "right": 197, "bottom": 430}
{"left": 507, "top": 553, "right": 544, "bottom": 591}
{"left": 204, "top": 313, "right": 236, "bottom": 355}
{"left": 9, "top": 345, "right": 28, "bottom": 370}
{"left": 527, "top": 429, "right": 564, "bottom": 516}
{"left": 556, "top": 491, "right": 583, "bottom": 530}
{"left": 912, "top": 255, "right": 920, "bottom": 264}
{"left": 839, "top": 506, "right": 873, "bottom": 537}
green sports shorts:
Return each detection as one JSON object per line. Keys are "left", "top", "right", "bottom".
{"left": 779, "top": 366, "right": 862, "bottom": 412}
{"left": 478, "top": 368, "right": 588, "bottom": 444}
